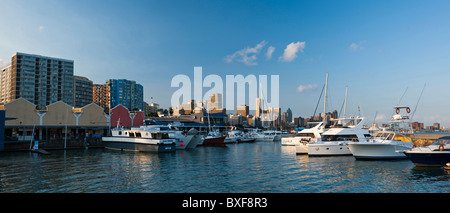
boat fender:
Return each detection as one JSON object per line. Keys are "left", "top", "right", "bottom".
{"left": 439, "top": 145, "right": 444, "bottom": 151}
{"left": 180, "top": 142, "right": 184, "bottom": 147}
{"left": 406, "top": 107, "right": 411, "bottom": 113}
{"left": 395, "top": 108, "right": 400, "bottom": 114}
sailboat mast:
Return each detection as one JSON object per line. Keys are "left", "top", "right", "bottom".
{"left": 343, "top": 86, "right": 348, "bottom": 118}
{"left": 323, "top": 72, "right": 329, "bottom": 122}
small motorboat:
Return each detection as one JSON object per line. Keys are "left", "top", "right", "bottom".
{"left": 404, "top": 136, "right": 450, "bottom": 166}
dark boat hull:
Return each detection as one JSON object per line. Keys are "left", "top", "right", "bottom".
{"left": 405, "top": 152, "right": 450, "bottom": 166}
{"left": 202, "top": 136, "right": 226, "bottom": 147}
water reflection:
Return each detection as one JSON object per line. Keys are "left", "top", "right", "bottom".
{"left": 409, "top": 166, "right": 450, "bottom": 181}
{"left": 1, "top": 143, "right": 449, "bottom": 192}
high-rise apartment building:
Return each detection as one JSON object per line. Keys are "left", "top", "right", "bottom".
{"left": 206, "top": 93, "right": 222, "bottom": 111}
{"left": 107, "top": 79, "right": 143, "bottom": 111}
{"left": 237, "top": 104, "right": 249, "bottom": 116}
{"left": 0, "top": 65, "right": 13, "bottom": 104}
{"left": 73, "top": 75, "right": 93, "bottom": 107}
{"left": 93, "top": 83, "right": 110, "bottom": 111}
{"left": 0, "top": 52, "right": 74, "bottom": 107}
{"left": 255, "top": 97, "right": 261, "bottom": 118}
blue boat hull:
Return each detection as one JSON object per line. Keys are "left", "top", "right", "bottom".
{"left": 405, "top": 152, "right": 450, "bottom": 166}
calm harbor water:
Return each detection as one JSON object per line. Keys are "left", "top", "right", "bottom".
{"left": 0, "top": 142, "right": 449, "bottom": 193}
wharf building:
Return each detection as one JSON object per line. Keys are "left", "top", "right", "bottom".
{"left": 0, "top": 98, "right": 146, "bottom": 151}
{"left": 0, "top": 98, "right": 107, "bottom": 150}
{"left": 0, "top": 52, "right": 74, "bottom": 107}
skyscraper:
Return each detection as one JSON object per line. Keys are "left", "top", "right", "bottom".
{"left": 107, "top": 79, "right": 143, "bottom": 111}
{"left": 206, "top": 93, "right": 222, "bottom": 111}
{"left": 92, "top": 84, "right": 110, "bottom": 110}
{"left": 0, "top": 65, "right": 13, "bottom": 104}
{"left": 0, "top": 52, "right": 74, "bottom": 107}
{"left": 286, "top": 108, "right": 293, "bottom": 123}
{"left": 93, "top": 83, "right": 110, "bottom": 111}
{"left": 73, "top": 75, "right": 93, "bottom": 107}
{"left": 255, "top": 97, "right": 261, "bottom": 118}
{"left": 237, "top": 105, "right": 249, "bottom": 116}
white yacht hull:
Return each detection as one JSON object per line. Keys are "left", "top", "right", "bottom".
{"left": 307, "top": 142, "right": 352, "bottom": 156}
{"left": 255, "top": 136, "right": 275, "bottom": 142}
{"left": 282, "top": 137, "right": 315, "bottom": 146}
{"left": 102, "top": 136, "right": 176, "bottom": 153}
{"left": 295, "top": 144, "right": 308, "bottom": 155}
{"left": 347, "top": 143, "right": 408, "bottom": 160}
{"left": 281, "top": 137, "right": 300, "bottom": 146}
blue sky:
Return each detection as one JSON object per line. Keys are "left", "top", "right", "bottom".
{"left": 1, "top": 0, "right": 450, "bottom": 126}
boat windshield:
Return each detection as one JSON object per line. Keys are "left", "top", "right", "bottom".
{"left": 374, "top": 132, "right": 394, "bottom": 140}
{"left": 373, "top": 132, "right": 411, "bottom": 142}
{"left": 333, "top": 117, "right": 362, "bottom": 128}
{"left": 296, "top": 133, "right": 315, "bottom": 137}
{"left": 432, "top": 137, "right": 450, "bottom": 146}
{"left": 322, "top": 134, "right": 359, "bottom": 142}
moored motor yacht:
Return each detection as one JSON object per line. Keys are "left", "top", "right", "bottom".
{"left": 348, "top": 130, "right": 412, "bottom": 160}
{"left": 307, "top": 117, "right": 370, "bottom": 156}
{"left": 280, "top": 122, "right": 324, "bottom": 154}
{"left": 224, "top": 128, "right": 242, "bottom": 143}
{"left": 144, "top": 124, "right": 199, "bottom": 150}
{"left": 102, "top": 127, "right": 177, "bottom": 153}
{"left": 404, "top": 136, "right": 450, "bottom": 166}
{"left": 202, "top": 130, "right": 226, "bottom": 147}
{"left": 247, "top": 129, "right": 275, "bottom": 142}
{"left": 348, "top": 106, "right": 414, "bottom": 160}
{"left": 295, "top": 122, "right": 324, "bottom": 154}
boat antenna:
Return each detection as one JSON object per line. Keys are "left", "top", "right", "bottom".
{"left": 397, "top": 87, "right": 408, "bottom": 106}
{"left": 372, "top": 111, "right": 378, "bottom": 127}
{"left": 344, "top": 86, "right": 348, "bottom": 118}
{"left": 410, "top": 83, "right": 426, "bottom": 121}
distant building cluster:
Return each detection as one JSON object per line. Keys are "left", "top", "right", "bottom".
{"left": 411, "top": 121, "right": 446, "bottom": 131}
{"left": 170, "top": 93, "right": 293, "bottom": 129}
{"left": 0, "top": 52, "right": 149, "bottom": 113}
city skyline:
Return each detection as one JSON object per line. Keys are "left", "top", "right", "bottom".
{"left": 1, "top": 1, "right": 450, "bottom": 126}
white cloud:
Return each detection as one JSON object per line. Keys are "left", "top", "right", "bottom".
{"left": 224, "top": 41, "right": 268, "bottom": 66}
{"left": 39, "top": 25, "right": 45, "bottom": 32}
{"left": 266, "top": 46, "right": 275, "bottom": 60}
{"left": 349, "top": 41, "right": 366, "bottom": 51}
{"left": 297, "top": 84, "right": 317, "bottom": 93}
{"left": 279, "top": 41, "right": 305, "bottom": 62}
{"left": 375, "top": 114, "right": 387, "bottom": 121}
{"left": 0, "top": 59, "right": 10, "bottom": 69}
